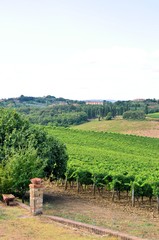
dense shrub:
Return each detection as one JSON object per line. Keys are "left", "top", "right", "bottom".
{"left": 123, "top": 110, "right": 145, "bottom": 120}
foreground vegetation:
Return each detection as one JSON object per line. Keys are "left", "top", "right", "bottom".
{"left": 0, "top": 109, "right": 68, "bottom": 201}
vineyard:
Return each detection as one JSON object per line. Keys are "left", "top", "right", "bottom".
{"left": 45, "top": 126, "right": 159, "bottom": 208}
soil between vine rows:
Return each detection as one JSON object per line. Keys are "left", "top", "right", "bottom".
{"left": 43, "top": 183, "right": 159, "bottom": 240}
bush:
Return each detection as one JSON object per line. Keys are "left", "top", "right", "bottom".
{"left": 123, "top": 110, "right": 145, "bottom": 120}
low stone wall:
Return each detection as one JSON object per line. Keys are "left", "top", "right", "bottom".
{"left": 43, "top": 215, "right": 147, "bottom": 240}
{"left": 17, "top": 201, "right": 147, "bottom": 240}
{"left": 17, "top": 202, "right": 30, "bottom": 211}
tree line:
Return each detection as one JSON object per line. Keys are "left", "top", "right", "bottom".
{"left": 0, "top": 96, "right": 159, "bottom": 127}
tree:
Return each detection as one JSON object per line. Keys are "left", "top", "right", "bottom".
{"left": 0, "top": 108, "right": 30, "bottom": 162}
{"left": 0, "top": 108, "right": 68, "bottom": 200}
{"left": 145, "top": 104, "right": 148, "bottom": 114}
{"left": 43, "top": 134, "right": 68, "bottom": 179}
{"left": 123, "top": 110, "right": 145, "bottom": 120}
{"left": 106, "top": 112, "right": 112, "bottom": 120}
{"left": 3, "top": 145, "right": 46, "bottom": 202}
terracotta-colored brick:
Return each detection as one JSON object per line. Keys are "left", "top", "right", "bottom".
{"left": 29, "top": 178, "right": 43, "bottom": 215}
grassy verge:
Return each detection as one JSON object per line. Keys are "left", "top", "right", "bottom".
{"left": 0, "top": 202, "right": 117, "bottom": 240}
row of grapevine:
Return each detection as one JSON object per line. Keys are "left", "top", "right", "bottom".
{"left": 44, "top": 126, "right": 159, "bottom": 209}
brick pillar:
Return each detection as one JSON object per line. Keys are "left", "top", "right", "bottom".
{"left": 29, "top": 178, "right": 43, "bottom": 215}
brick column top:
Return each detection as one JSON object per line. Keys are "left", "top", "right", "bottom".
{"left": 29, "top": 178, "right": 43, "bottom": 188}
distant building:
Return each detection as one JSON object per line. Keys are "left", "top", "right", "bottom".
{"left": 133, "top": 99, "right": 145, "bottom": 102}
{"left": 85, "top": 100, "right": 103, "bottom": 105}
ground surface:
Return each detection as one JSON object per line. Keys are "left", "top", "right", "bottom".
{"left": 0, "top": 201, "right": 117, "bottom": 240}
{"left": 43, "top": 184, "right": 159, "bottom": 240}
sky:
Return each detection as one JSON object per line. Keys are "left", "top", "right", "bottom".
{"left": 0, "top": 0, "right": 159, "bottom": 101}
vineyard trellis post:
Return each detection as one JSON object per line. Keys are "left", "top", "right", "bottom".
{"left": 157, "top": 196, "right": 159, "bottom": 213}
{"left": 131, "top": 183, "right": 135, "bottom": 207}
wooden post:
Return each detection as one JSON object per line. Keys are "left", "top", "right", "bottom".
{"left": 157, "top": 196, "right": 159, "bottom": 213}
{"left": 93, "top": 184, "right": 96, "bottom": 196}
{"left": 77, "top": 177, "right": 80, "bottom": 193}
{"left": 132, "top": 184, "right": 135, "bottom": 207}
{"left": 64, "top": 175, "right": 68, "bottom": 190}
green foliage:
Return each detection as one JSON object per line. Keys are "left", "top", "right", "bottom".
{"left": 123, "top": 110, "right": 145, "bottom": 120}
{"left": 147, "top": 112, "right": 159, "bottom": 119}
{"left": 105, "top": 112, "right": 112, "bottom": 120}
{"left": 110, "top": 175, "right": 130, "bottom": 192}
{"left": 0, "top": 108, "right": 30, "bottom": 162}
{"left": 43, "top": 134, "right": 68, "bottom": 179}
{"left": 0, "top": 164, "right": 13, "bottom": 194}
{"left": 94, "top": 173, "right": 108, "bottom": 188}
{"left": 1, "top": 96, "right": 159, "bottom": 127}
{"left": 77, "top": 170, "right": 93, "bottom": 185}
{"left": 46, "top": 127, "right": 159, "bottom": 198}
{"left": 141, "top": 182, "right": 153, "bottom": 198}
{"left": 3, "top": 145, "right": 46, "bottom": 200}
{"left": 0, "top": 109, "right": 68, "bottom": 200}
{"left": 152, "top": 181, "right": 159, "bottom": 197}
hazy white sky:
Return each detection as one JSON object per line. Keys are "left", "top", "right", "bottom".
{"left": 0, "top": 0, "right": 159, "bottom": 100}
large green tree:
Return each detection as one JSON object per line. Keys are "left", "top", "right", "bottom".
{"left": 123, "top": 110, "right": 145, "bottom": 120}
{"left": 0, "top": 108, "right": 68, "bottom": 200}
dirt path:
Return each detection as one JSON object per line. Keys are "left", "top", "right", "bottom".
{"left": 43, "top": 184, "right": 159, "bottom": 240}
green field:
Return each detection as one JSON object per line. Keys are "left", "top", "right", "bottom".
{"left": 45, "top": 126, "right": 159, "bottom": 183}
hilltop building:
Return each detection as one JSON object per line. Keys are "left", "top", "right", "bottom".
{"left": 85, "top": 100, "right": 103, "bottom": 105}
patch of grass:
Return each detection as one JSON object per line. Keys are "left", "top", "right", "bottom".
{"left": 44, "top": 205, "right": 94, "bottom": 225}
{"left": 0, "top": 209, "right": 7, "bottom": 220}
{"left": 0, "top": 205, "right": 28, "bottom": 220}
{"left": 147, "top": 112, "right": 159, "bottom": 119}
{"left": 71, "top": 118, "right": 159, "bottom": 137}
{"left": 73, "top": 213, "right": 95, "bottom": 224}
{"left": 0, "top": 204, "right": 117, "bottom": 240}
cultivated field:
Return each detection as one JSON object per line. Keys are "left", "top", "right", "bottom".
{"left": 43, "top": 123, "right": 159, "bottom": 239}
{"left": 71, "top": 118, "right": 159, "bottom": 138}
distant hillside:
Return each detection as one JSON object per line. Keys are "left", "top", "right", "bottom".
{"left": 0, "top": 95, "right": 85, "bottom": 108}
{"left": 0, "top": 95, "right": 159, "bottom": 110}
{"left": 0, "top": 95, "right": 159, "bottom": 128}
